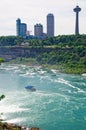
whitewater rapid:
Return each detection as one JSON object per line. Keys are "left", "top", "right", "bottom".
{"left": 0, "top": 63, "right": 86, "bottom": 130}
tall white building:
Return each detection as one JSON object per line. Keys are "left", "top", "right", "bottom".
{"left": 47, "top": 13, "right": 54, "bottom": 37}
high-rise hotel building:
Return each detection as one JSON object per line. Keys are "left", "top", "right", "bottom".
{"left": 16, "top": 18, "right": 27, "bottom": 37}
{"left": 47, "top": 13, "right": 54, "bottom": 37}
{"left": 34, "top": 24, "right": 43, "bottom": 37}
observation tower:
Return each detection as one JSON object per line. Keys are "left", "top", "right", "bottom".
{"left": 73, "top": 5, "right": 81, "bottom": 35}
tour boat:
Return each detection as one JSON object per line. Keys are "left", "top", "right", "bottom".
{"left": 25, "top": 85, "right": 36, "bottom": 92}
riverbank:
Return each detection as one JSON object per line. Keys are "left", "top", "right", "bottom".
{"left": 6, "top": 57, "right": 86, "bottom": 74}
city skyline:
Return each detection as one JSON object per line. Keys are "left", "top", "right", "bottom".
{"left": 16, "top": 13, "right": 54, "bottom": 38}
{"left": 0, "top": 0, "right": 86, "bottom": 36}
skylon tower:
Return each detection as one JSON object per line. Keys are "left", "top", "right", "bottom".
{"left": 73, "top": 5, "right": 81, "bottom": 35}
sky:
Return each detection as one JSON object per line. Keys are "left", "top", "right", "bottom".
{"left": 0, "top": 0, "right": 86, "bottom": 36}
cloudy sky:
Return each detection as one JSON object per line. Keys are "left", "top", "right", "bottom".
{"left": 0, "top": 0, "right": 86, "bottom": 36}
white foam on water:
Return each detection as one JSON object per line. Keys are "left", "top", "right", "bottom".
{"left": 6, "top": 117, "right": 26, "bottom": 124}
{"left": 39, "top": 74, "right": 54, "bottom": 83}
{"left": 4, "top": 66, "right": 18, "bottom": 71}
{"left": 57, "top": 78, "right": 75, "bottom": 88}
{"left": 0, "top": 93, "right": 30, "bottom": 114}
{"left": 38, "top": 70, "right": 46, "bottom": 75}
{"left": 82, "top": 73, "right": 86, "bottom": 76}
{"left": 0, "top": 104, "right": 29, "bottom": 114}
{"left": 56, "top": 78, "right": 85, "bottom": 93}
{"left": 14, "top": 69, "right": 23, "bottom": 74}
{"left": 35, "top": 90, "right": 69, "bottom": 102}
{"left": 51, "top": 69, "right": 59, "bottom": 74}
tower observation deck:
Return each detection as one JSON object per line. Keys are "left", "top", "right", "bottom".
{"left": 73, "top": 5, "right": 81, "bottom": 35}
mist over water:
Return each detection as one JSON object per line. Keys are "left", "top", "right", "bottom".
{"left": 0, "top": 63, "right": 86, "bottom": 130}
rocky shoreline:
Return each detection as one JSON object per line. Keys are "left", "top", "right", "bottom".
{"left": 0, "top": 122, "right": 40, "bottom": 130}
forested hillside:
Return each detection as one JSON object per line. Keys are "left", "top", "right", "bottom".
{"left": 0, "top": 34, "right": 86, "bottom": 73}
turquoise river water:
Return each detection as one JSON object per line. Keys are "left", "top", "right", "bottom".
{"left": 0, "top": 63, "right": 86, "bottom": 130}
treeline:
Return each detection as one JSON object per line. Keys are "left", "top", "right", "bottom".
{"left": 27, "top": 34, "right": 86, "bottom": 47}
{"left": 0, "top": 35, "right": 86, "bottom": 47}
{"left": 0, "top": 36, "right": 24, "bottom": 46}
{"left": 0, "top": 34, "right": 86, "bottom": 73}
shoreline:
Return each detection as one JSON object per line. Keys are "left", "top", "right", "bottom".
{"left": 2, "top": 59, "right": 86, "bottom": 75}
{"left": 0, "top": 122, "right": 40, "bottom": 130}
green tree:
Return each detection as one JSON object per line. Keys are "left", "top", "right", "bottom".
{"left": 0, "top": 58, "right": 4, "bottom": 64}
{"left": 0, "top": 95, "right": 5, "bottom": 101}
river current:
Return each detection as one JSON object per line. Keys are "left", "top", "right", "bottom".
{"left": 0, "top": 63, "right": 86, "bottom": 130}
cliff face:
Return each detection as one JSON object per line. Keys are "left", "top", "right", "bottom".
{"left": 0, "top": 47, "right": 54, "bottom": 61}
